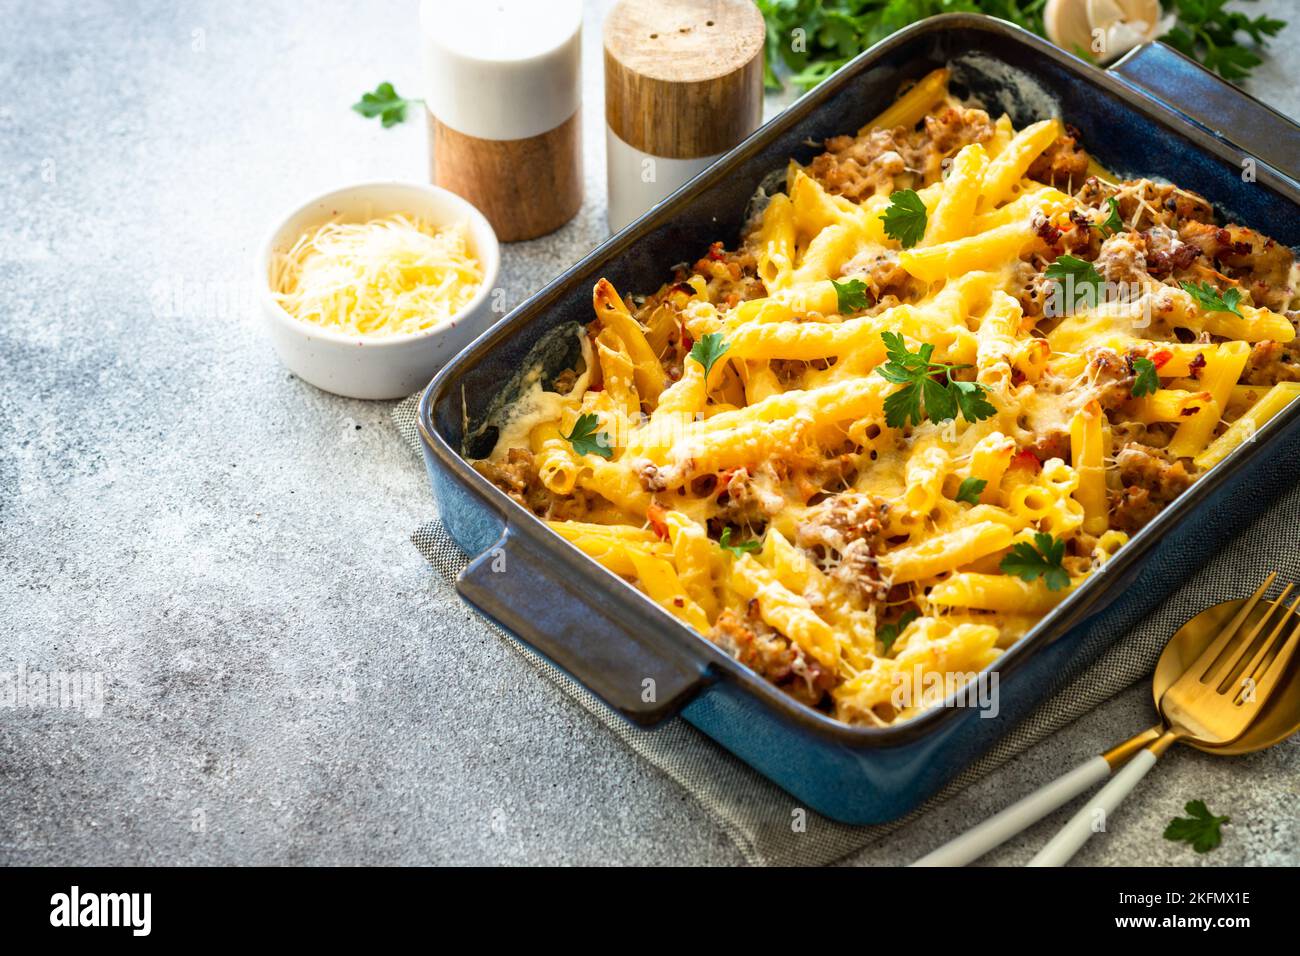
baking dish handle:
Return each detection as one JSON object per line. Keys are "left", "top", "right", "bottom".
{"left": 1108, "top": 41, "right": 1300, "bottom": 184}
{"left": 456, "top": 523, "right": 715, "bottom": 726}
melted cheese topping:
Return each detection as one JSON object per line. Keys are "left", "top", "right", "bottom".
{"left": 473, "top": 73, "right": 1300, "bottom": 726}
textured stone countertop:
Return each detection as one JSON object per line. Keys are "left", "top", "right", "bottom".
{"left": 2, "top": 0, "right": 1297, "bottom": 866}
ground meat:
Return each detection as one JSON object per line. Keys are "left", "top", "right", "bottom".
{"left": 1010, "top": 260, "right": 1053, "bottom": 318}
{"left": 769, "top": 359, "right": 810, "bottom": 388}
{"left": 795, "top": 495, "right": 889, "bottom": 603}
{"left": 1023, "top": 430, "right": 1071, "bottom": 462}
{"left": 792, "top": 452, "right": 860, "bottom": 501}
{"left": 809, "top": 127, "right": 907, "bottom": 202}
{"left": 1242, "top": 337, "right": 1300, "bottom": 384}
{"left": 552, "top": 367, "right": 579, "bottom": 395}
{"left": 712, "top": 467, "right": 783, "bottom": 528}
{"left": 1093, "top": 233, "right": 1150, "bottom": 286}
{"left": 832, "top": 540, "right": 889, "bottom": 604}
{"left": 660, "top": 242, "right": 768, "bottom": 315}
{"left": 1026, "top": 126, "right": 1091, "bottom": 190}
{"left": 839, "top": 249, "right": 922, "bottom": 303}
{"left": 1110, "top": 442, "right": 1195, "bottom": 531}
{"left": 1076, "top": 178, "right": 1214, "bottom": 231}
{"left": 1050, "top": 208, "right": 1101, "bottom": 259}
{"left": 810, "top": 105, "right": 994, "bottom": 201}
{"left": 474, "top": 447, "right": 534, "bottom": 498}
{"left": 636, "top": 459, "right": 668, "bottom": 492}
{"left": 795, "top": 494, "right": 886, "bottom": 553}
{"left": 473, "top": 449, "right": 589, "bottom": 520}
{"left": 1089, "top": 348, "right": 1136, "bottom": 410}
{"left": 1177, "top": 221, "right": 1296, "bottom": 311}
{"left": 1142, "top": 226, "right": 1201, "bottom": 280}
{"left": 909, "top": 107, "right": 995, "bottom": 184}
{"left": 1110, "top": 485, "right": 1159, "bottom": 532}
{"left": 708, "top": 608, "right": 837, "bottom": 707}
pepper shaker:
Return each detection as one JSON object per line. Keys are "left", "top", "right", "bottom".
{"left": 603, "top": 0, "right": 765, "bottom": 232}
{"left": 420, "top": 0, "right": 584, "bottom": 242}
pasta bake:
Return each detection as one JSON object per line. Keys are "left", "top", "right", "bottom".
{"left": 474, "top": 68, "right": 1300, "bottom": 725}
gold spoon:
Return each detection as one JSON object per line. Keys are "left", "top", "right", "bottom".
{"left": 914, "top": 573, "right": 1300, "bottom": 867}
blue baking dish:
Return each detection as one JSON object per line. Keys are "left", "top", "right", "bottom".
{"left": 417, "top": 14, "right": 1300, "bottom": 824}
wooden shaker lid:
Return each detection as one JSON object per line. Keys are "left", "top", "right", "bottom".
{"left": 604, "top": 0, "right": 765, "bottom": 160}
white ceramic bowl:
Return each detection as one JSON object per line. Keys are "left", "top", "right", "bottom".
{"left": 256, "top": 181, "right": 500, "bottom": 400}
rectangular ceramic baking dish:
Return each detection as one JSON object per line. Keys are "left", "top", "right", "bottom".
{"left": 417, "top": 14, "right": 1300, "bottom": 824}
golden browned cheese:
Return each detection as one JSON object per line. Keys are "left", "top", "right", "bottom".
{"left": 476, "top": 72, "right": 1300, "bottom": 725}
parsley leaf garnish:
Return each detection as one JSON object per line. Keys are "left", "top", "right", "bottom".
{"left": 831, "top": 278, "right": 872, "bottom": 314}
{"left": 688, "top": 332, "right": 730, "bottom": 379}
{"left": 719, "top": 527, "right": 761, "bottom": 556}
{"left": 878, "top": 608, "right": 920, "bottom": 655}
{"left": 1045, "top": 254, "right": 1106, "bottom": 312}
{"left": 876, "top": 332, "right": 996, "bottom": 429}
{"left": 1181, "top": 280, "right": 1244, "bottom": 318}
{"left": 1130, "top": 356, "right": 1160, "bottom": 398}
{"left": 562, "top": 413, "right": 613, "bottom": 460}
{"left": 1090, "top": 197, "right": 1123, "bottom": 238}
{"left": 1164, "top": 800, "right": 1229, "bottom": 853}
{"left": 879, "top": 189, "right": 927, "bottom": 249}
{"left": 1000, "top": 532, "right": 1070, "bottom": 591}
{"left": 352, "top": 82, "right": 424, "bottom": 128}
{"left": 955, "top": 477, "right": 987, "bottom": 505}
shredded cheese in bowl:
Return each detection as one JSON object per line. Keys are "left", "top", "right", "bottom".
{"left": 270, "top": 213, "right": 484, "bottom": 337}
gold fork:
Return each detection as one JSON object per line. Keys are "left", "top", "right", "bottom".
{"left": 1028, "top": 573, "right": 1300, "bottom": 866}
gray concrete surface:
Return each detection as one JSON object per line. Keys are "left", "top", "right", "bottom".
{"left": 1, "top": 0, "right": 1296, "bottom": 866}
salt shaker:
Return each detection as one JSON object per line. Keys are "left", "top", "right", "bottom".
{"left": 603, "top": 0, "right": 766, "bottom": 232}
{"left": 420, "top": 0, "right": 584, "bottom": 242}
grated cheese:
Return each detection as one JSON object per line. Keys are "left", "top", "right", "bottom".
{"left": 270, "top": 213, "right": 484, "bottom": 337}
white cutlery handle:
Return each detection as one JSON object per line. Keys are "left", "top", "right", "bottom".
{"left": 1028, "top": 748, "right": 1160, "bottom": 867}
{"left": 912, "top": 755, "right": 1111, "bottom": 867}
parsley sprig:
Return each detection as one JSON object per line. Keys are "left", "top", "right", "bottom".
{"left": 831, "top": 278, "right": 872, "bottom": 314}
{"left": 719, "top": 527, "right": 761, "bottom": 556}
{"left": 1000, "top": 532, "right": 1070, "bottom": 591}
{"left": 1091, "top": 197, "right": 1123, "bottom": 238}
{"left": 876, "top": 332, "right": 996, "bottom": 429}
{"left": 879, "top": 189, "right": 927, "bottom": 249}
{"left": 352, "top": 82, "right": 423, "bottom": 128}
{"left": 955, "top": 477, "right": 987, "bottom": 505}
{"left": 688, "top": 332, "right": 730, "bottom": 379}
{"left": 1045, "top": 254, "right": 1106, "bottom": 313}
{"left": 877, "top": 608, "right": 919, "bottom": 655}
{"left": 1130, "top": 356, "right": 1160, "bottom": 398}
{"left": 562, "top": 413, "right": 613, "bottom": 460}
{"left": 1164, "top": 799, "right": 1230, "bottom": 853}
{"left": 1181, "top": 280, "right": 1244, "bottom": 317}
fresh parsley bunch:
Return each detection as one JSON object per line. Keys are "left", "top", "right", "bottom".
{"left": 755, "top": 0, "right": 1284, "bottom": 90}
{"left": 756, "top": 0, "right": 1049, "bottom": 91}
{"left": 1161, "top": 0, "right": 1286, "bottom": 81}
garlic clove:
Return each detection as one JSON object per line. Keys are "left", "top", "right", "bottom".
{"left": 1086, "top": 0, "right": 1127, "bottom": 30}
{"left": 1044, "top": 0, "right": 1094, "bottom": 55}
{"left": 1045, "top": 0, "right": 1163, "bottom": 64}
